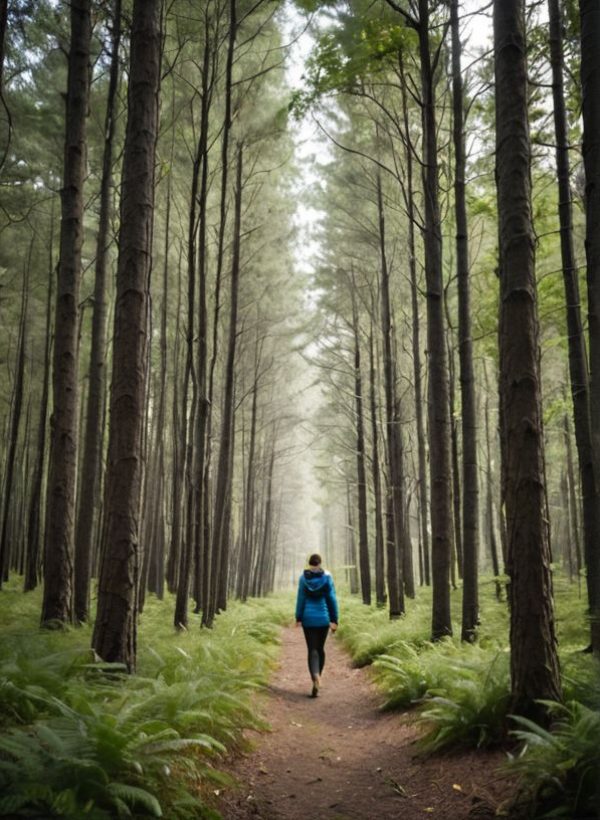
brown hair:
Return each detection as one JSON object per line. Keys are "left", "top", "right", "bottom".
{"left": 308, "top": 553, "right": 322, "bottom": 567}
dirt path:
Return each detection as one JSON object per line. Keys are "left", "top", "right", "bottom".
{"left": 216, "top": 627, "right": 514, "bottom": 819}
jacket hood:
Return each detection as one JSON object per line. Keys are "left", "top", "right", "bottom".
{"left": 302, "top": 569, "right": 329, "bottom": 594}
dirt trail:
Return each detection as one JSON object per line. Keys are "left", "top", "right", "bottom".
{"left": 217, "top": 626, "right": 514, "bottom": 819}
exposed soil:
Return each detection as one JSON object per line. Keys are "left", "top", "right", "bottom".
{"left": 215, "top": 626, "right": 516, "bottom": 819}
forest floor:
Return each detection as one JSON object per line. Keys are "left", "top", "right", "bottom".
{"left": 215, "top": 626, "right": 516, "bottom": 819}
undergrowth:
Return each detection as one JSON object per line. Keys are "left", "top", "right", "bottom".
{"left": 508, "top": 700, "right": 600, "bottom": 819}
{"left": 337, "top": 573, "right": 599, "bottom": 818}
{"left": 0, "top": 581, "right": 291, "bottom": 818}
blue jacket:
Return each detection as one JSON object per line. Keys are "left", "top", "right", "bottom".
{"left": 295, "top": 569, "right": 339, "bottom": 628}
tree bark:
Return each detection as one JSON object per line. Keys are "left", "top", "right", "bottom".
{"left": 74, "top": 0, "right": 121, "bottom": 623}
{"left": 166, "top": 249, "right": 184, "bottom": 593}
{"left": 484, "top": 390, "right": 502, "bottom": 601}
{"left": 563, "top": 413, "right": 581, "bottom": 581}
{"left": 563, "top": 411, "right": 582, "bottom": 581}
{"left": 202, "top": 0, "right": 237, "bottom": 627}
{"left": 191, "top": 14, "right": 214, "bottom": 617}
{"left": 238, "top": 335, "right": 261, "bottom": 602}
{"left": 377, "top": 172, "right": 404, "bottom": 617}
{"left": 417, "top": 0, "right": 453, "bottom": 639}
{"left": 579, "top": 0, "right": 600, "bottom": 654}
{"left": 400, "top": 58, "right": 430, "bottom": 588}
{"left": 451, "top": 0, "right": 479, "bottom": 641}
{"left": 548, "top": 0, "right": 594, "bottom": 635}
{"left": 92, "top": 0, "right": 161, "bottom": 670}
{"left": 205, "top": 141, "right": 243, "bottom": 627}
{"left": 0, "top": 0, "right": 10, "bottom": 170}
{"left": 346, "top": 480, "right": 360, "bottom": 595}
{"left": 25, "top": 233, "right": 54, "bottom": 592}
{"left": 173, "top": 34, "right": 208, "bottom": 629}
{"left": 494, "top": 0, "right": 562, "bottom": 714}
{"left": 351, "top": 286, "right": 371, "bottom": 605}
{"left": 369, "top": 327, "right": 386, "bottom": 606}
{"left": 447, "top": 334, "right": 461, "bottom": 588}
{"left": 41, "top": 0, "right": 91, "bottom": 625}
{"left": 0, "top": 239, "right": 31, "bottom": 585}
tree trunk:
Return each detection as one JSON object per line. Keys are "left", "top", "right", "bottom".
{"left": 346, "top": 480, "right": 359, "bottom": 595}
{"left": 376, "top": 172, "right": 404, "bottom": 618}
{"left": 41, "top": 0, "right": 91, "bottom": 626}
{"left": 400, "top": 58, "right": 430, "bottom": 588}
{"left": 74, "top": 0, "right": 121, "bottom": 623}
{"left": 257, "top": 432, "right": 276, "bottom": 596}
{"left": 92, "top": 0, "right": 161, "bottom": 670}
{"left": 150, "top": 85, "right": 173, "bottom": 603}
{"left": 173, "top": 37, "right": 208, "bottom": 629}
{"left": 450, "top": 0, "right": 479, "bottom": 641}
{"left": 0, "top": 238, "right": 31, "bottom": 585}
{"left": 351, "top": 287, "right": 371, "bottom": 605}
{"left": 136, "top": 307, "right": 155, "bottom": 615}
{"left": 205, "top": 141, "right": 243, "bottom": 627}
{"left": 25, "top": 232, "right": 54, "bottom": 592}
{"left": 447, "top": 336, "right": 462, "bottom": 588}
{"left": 494, "top": 0, "right": 562, "bottom": 715}
{"left": 166, "top": 249, "right": 184, "bottom": 593}
{"left": 191, "top": 17, "right": 214, "bottom": 617}
{"left": 579, "top": 0, "right": 600, "bottom": 654}
{"left": 202, "top": 0, "right": 237, "bottom": 626}
{"left": 417, "top": 0, "right": 453, "bottom": 639}
{"left": 238, "top": 337, "right": 260, "bottom": 602}
{"left": 0, "top": 0, "right": 9, "bottom": 170}
{"left": 563, "top": 410, "right": 582, "bottom": 580}
{"left": 369, "top": 327, "right": 386, "bottom": 606}
{"left": 217, "top": 408, "right": 237, "bottom": 613}
{"left": 395, "top": 389, "right": 415, "bottom": 598}
{"left": 484, "top": 391, "right": 502, "bottom": 601}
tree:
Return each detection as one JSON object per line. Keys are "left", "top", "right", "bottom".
{"left": 93, "top": 0, "right": 162, "bottom": 670}
{"left": 377, "top": 172, "right": 405, "bottom": 617}
{"left": 494, "top": 0, "right": 562, "bottom": 715}
{"left": 579, "top": 0, "right": 600, "bottom": 655}
{"left": 0, "top": 240, "right": 30, "bottom": 584}
{"left": 391, "top": 0, "right": 453, "bottom": 638}
{"left": 208, "top": 141, "right": 244, "bottom": 621}
{"left": 351, "top": 281, "right": 372, "bottom": 604}
{"left": 25, "top": 244, "right": 54, "bottom": 593}
{"left": 74, "top": 0, "right": 122, "bottom": 624}
{"left": 450, "top": 0, "right": 479, "bottom": 642}
{"left": 41, "top": 0, "right": 91, "bottom": 626}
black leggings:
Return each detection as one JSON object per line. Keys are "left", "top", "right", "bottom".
{"left": 302, "top": 626, "right": 330, "bottom": 679}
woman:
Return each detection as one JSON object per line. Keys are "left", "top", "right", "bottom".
{"left": 295, "top": 553, "right": 339, "bottom": 697}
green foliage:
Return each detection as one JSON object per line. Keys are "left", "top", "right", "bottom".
{"left": 0, "top": 583, "right": 291, "bottom": 818}
{"left": 339, "top": 578, "right": 598, "bottom": 820}
{"left": 336, "top": 592, "right": 434, "bottom": 667}
{"left": 508, "top": 700, "right": 600, "bottom": 818}
{"left": 337, "top": 577, "right": 596, "bottom": 759}
{"left": 290, "top": 9, "right": 414, "bottom": 117}
{"left": 561, "top": 653, "right": 600, "bottom": 709}
{"left": 415, "top": 649, "right": 510, "bottom": 752}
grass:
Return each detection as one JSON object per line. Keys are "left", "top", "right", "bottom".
{"left": 0, "top": 580, "right": 292, "bottom": 818}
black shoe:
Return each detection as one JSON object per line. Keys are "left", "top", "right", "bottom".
{"left": 311, "top": 676, "right": 320, "bottom": 698}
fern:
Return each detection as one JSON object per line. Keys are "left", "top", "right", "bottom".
{"left": 0, "top": 582, "right": 291, "bottom": 818}
{"left": 507, "top": 700, "right": 600, "bottom": 818}
{"left": 106, "top": 783, "right": 163, "bottom": 817}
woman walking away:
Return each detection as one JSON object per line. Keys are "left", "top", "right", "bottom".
{"left": 295, "top": 553, "right": 339, "bottom": 697}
